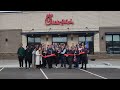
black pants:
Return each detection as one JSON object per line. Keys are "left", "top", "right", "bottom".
{"left": 36, "top": 65, "right": 40, "bottom": 69}
{"left": 66, "top": 57, "right": 69, "bottom": 65}
{"left": 61, "top": 55, "right": 66, "bottom": 68}
{"left": 54, "top": 56, "right": 59, "bottom": 66}
{"left": 47, "top": 57, "right": 53, "bottom": 68}
{"left": 42, "top": 58, "right": 46, "bottom": 68}
{"left": 25, "top": 58, "right": 31, "bottom": 68}
{"left": 29, "top": 57, "right": 32, "bottom": 65}
{"left": 18, "top": 56, "right": 24, "bottom": 67}
{"left": 81, "top": 61, "right": 87, "bottom": 69}
{"left": 68, "top": 57, "right": 73, "bottom": 69}
{"left": 81, "top": 56, "right": 87, "bottom": 69}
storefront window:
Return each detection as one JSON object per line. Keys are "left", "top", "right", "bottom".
{"left": 28, "top": 37, "right": 34, "bottom": 43}
{"left": 52, "top": 36, "right": 67, "bottom": 46}
{"left": 106, "top": 35, "right": 120, "bottom": 54}
{"left": 113, "top": 35, "right": 119, "bottom": 41}
{"left": 35, "top": 37, "right": 41, "bottom": 43}
{"left": 79, "top": 36, "right": 94, "bottom": 54}
{"left": 79, "top": 37, "right": 85, "bottom": 42}
{"left": 106, "top": 35, "right": 113, "bottom": 54}
{"left": 27, "top": 36, "right": 41, "bottom": 46}
{"left": 86, "top": 36, "right": 92, "bottom": 41}
{"left": 53, "top": 37, "right": 67, "bottom": 42}
{"left": 106, "top": 35, "right": 112, "bottom": 41}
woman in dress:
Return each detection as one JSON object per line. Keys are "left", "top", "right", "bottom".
{"left": 32, "top": 47, "right": 36, "bottom": 68}
{"left": 35, "top": 47, "right": 43, "bottom": 69}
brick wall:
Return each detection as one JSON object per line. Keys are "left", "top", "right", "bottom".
{"left": 0, "top": 29, "right": 22, "bottom": 60}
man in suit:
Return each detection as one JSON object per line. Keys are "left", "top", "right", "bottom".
{"left": 80, "top": 46, "right": 88, "bottom": 70}
{"left": 25, "top": 46, "right": 32, "bottom": 69}
{"left": 17, "top": 44, "right": 25, "bottom": 69}
{"left": 60, "top": 45, "right": 66, "bottom": 68}
{"left": 67, "top": 47, "right": 74, "bottom": 69}
{"left": 47, "top": 45, "right": 54, "bottom": 69}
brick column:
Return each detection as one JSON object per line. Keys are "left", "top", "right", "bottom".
{"left": 67, "top": 35, "right": 79, "bottom": 47}
{"left": 41, "top": 35, "right": 52, "bottom": 45}
{"left": 22, "top": 35, "right": 27, "bottom": 49}
{"left": 94, "top": 32, "right": 100, "bottom": 54}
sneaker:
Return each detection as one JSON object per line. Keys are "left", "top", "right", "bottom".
{"left": 60, "top": 67, "right": 64, "bottom": 68}
{"left": 84, "top": 68, "right": 87, "bottom": 70}
{"left": 61, "top": 65, "right": 63, "bottom": 67}
{"left": 55, "top": 66, "right": 58, "bottom": 68}
{"left": 19, "top": 67, "right": 21, "bottom": 69}
{"left": 68, "top": 67, "right": 72, "bottom": 69}
{"left": 42, "top": 66, "right": 46, "bottom": 69}
{"left": 80, "top": 67, "right": 83, "bottom": 69}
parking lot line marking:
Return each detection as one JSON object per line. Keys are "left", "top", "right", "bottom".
{"left": 80, "top": 69, "right": 108, "bottom": 79}
{"left": 0, "top": 67, "right": 4, "bottom": 72}
{"left": 40, "top": 69, "right": 48, "bottom": 79}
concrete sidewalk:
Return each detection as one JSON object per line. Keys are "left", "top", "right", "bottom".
{"left": 0, "top": 59, "right": 120, "bottom": 68}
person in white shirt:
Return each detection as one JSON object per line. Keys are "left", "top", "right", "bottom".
{"left": 32, "top": 48, "right": 36, "bottom": 68}
{"left": 35, "top": 47, "right": 42, "bottom": 69}
{"left": 60, "top": 45, "right": 66, "bottom": 68}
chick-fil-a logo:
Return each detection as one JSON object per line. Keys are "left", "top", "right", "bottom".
{"left": 45, "top": 13, "right": 74, "bottom": 26}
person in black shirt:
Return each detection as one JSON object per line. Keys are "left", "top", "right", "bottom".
{"left": 73, "top": 47, "right": 79, "bottom": 68}
{"left": 65, "top": 46, "right": 69, "bottom": 65}
{"left": 80, "top": 46, "right": 88, "bottom": 70}
{"left": 60, "top": 46, "right": 66, "bottom": 68}
{"left": 42, "top": 48, "right": 47, "bottom": 68}
{"left": 47, "top": 45, "right": 53, "bottom": 69}
{"left": 25, "top": 46, "right": 32, "bottom": 69}
{"left": 67, "top": 47, "right": 74, "bottom": 69}
{"left": 17, "top": 44, "right": 25, "bottom": 68}
{"left": 29, "top": 45, "right": 34, "bottom": 65}
{"left": 54, "top": 48, "right": 59, "bottom": 68}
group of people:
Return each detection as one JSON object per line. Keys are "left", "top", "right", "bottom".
{"left": 17, "top": 42, "right": 88, "bottom": 70}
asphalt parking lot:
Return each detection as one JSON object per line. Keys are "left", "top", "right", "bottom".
{"left": 0, "top": 67, "right": 120, "bottom": 79}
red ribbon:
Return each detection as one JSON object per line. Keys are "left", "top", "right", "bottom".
{"left": 64, "top": 52, "right": 86, "bottom": 57}
{"left": 41, "top": 54, "right": 56, "bottom": 58}
{"left": 40, "top": 52, "right": 85, "bottom": 58}
{"left": 80, "top": 52, "right": 85, "bottom": 54}
{"left": 64, "top": 54, "right": 74, "bottom": 57}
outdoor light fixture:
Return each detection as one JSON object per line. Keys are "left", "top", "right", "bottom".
{"left": 46, "top": 37, "right": 48, "bottom": 41}
{"left": 5, "top": 38, "right": 8, "bottom": 42}
{"left": 46, "top": 35, "right": 49, "bottom": 41}
{"left": 71, "top": 37, "right": 73, "bottom": 41}
{"left": 71, "top": 34, "right": 73, "bottom": 41}
{"left": 101, "top": 36, "right": 104, "bottom": 40}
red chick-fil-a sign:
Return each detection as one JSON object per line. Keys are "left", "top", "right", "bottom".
{"left": 45, "top": 13, "right": 74, "bottom": 26}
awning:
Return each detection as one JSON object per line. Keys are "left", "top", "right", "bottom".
{"left": 21, "top": 31, "right": 98, "bottom": 35}
{"left": 105, "top": 32, "right": 120, "bottom": 35}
